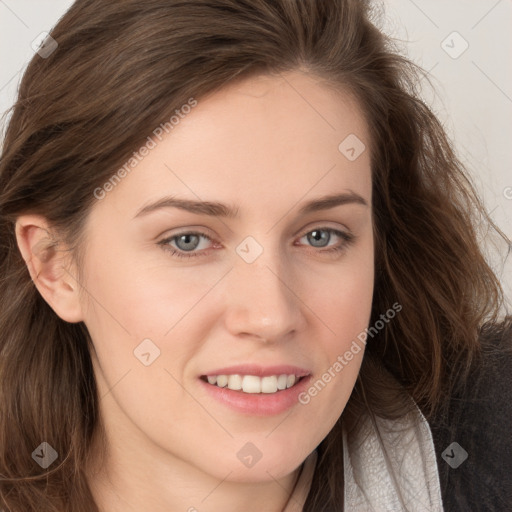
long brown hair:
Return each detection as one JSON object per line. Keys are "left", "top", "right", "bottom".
{"left": 0, "top": 0, "right": 509, "bottom": 510}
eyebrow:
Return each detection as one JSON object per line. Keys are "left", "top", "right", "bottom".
{"left": 133, "top": 191, "right": 368, "bottom": 219}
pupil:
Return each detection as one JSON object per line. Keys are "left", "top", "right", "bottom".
{"left": 176, "top": 234, "right": 199, "bottom": 251}
{"left": 308, "top": 230, "right": 330, "bottom": 247}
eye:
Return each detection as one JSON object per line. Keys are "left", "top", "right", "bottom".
{"left": 158, "top": 227, "right": 355, "bottom": 258}
{"left": 158, "top": 231, "right": 215, "bottom": 258}
{"left": 297, "top": 228, "right": 355, "bottom": 254}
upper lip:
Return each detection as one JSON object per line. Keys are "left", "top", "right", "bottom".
{"left": 201, "top": 364, "right": 311, "bottom": 378}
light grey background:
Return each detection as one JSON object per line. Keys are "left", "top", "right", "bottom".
{"left": 1, "top": 0, "right": 510, "bottom": 304}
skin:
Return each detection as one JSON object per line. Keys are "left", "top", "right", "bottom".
{"left": 16, "top": 70, "right": 374, "bottom": 512}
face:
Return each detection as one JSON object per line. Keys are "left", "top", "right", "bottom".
{"left": 78, "top": 70, "right": 374, "bottom": 483}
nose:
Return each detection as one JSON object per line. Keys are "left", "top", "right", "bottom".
{"left": 222, "top": 250, "right": 306, "bottom": 343}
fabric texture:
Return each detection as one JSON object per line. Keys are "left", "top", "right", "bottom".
{"left": 429, "top": 323, "right": 512, "bottom": 511}
{"left": 282, "top": 401, "right": 443, "bottom": 512}
{"left": 342, "top": 401, "right": 443, "bottom": 511}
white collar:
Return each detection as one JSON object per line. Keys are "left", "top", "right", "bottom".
{"left": 343, "top": 401, "right": 444, "bottom": 511}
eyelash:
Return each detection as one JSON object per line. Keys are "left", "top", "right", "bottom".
{"left": 158, "top": 228, "right": 355, "bottom": 260}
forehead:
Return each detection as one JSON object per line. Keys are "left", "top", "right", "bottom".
{"left": 91, "top": 70, "right": 372, "bottom": 221}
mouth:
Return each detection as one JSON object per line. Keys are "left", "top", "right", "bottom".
{"left": 199, "top": 373, "right": 309, "bottom": 394}
{"left": 198, "top": 368, "right": 313, "bottom": 415}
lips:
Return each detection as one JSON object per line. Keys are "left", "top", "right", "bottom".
{"left": 198, "top": 371, "right": 313, "bottom": 416}
{"left": 201, "top": 364, "right": 311, "bottom": 379}
{"left": 198, "top": 363, "right": 312, "bottom": 415}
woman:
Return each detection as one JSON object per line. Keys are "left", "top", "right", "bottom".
{"left": 0, "top": 0, "right": 510, "bottom": 510}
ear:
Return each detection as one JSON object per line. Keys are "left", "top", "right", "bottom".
{"left": 15, "top": 214, "right": 84, "bottom": 323}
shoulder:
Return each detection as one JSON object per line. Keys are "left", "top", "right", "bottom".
{"left": 428, "top": 318, "right": 512, "bottom": 512}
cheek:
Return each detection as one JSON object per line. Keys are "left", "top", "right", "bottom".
{"left": 306, "top": 240, "right": 374, "bottom": 345}
{"left": 79, "top": 249, "right": 229, "bottom": 401}
{"left": 297, "top": 241, "right": 373, "bottom": 423}
{"left": 80, "top": 243, "right": 224, "bottom": 340}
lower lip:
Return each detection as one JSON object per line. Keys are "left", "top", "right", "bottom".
{"left": 198, "top": 376, "right": 312, "bottom": 416}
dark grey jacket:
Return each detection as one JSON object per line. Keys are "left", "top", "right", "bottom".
{"left": 429, "top": 321, "right": 512, "bottom": 511}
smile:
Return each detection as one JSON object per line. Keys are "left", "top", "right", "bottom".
{"left": 200, "top": 374, "right": 306, "bottom": 394}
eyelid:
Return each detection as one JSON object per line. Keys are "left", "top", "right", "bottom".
{"left": 158, "top": 225, "right": 355, "bottom": 261}
{"left": 157, "top": 220, "right": 350, "bottom": 244}
{"left": 293, "top": 220, "right": 351, "bottom": 237}
{"left": 158, "top": 224, "right": 349, "bottom": 245}
{"left": 156, "top": 225, "right": 217, "bottom": 240}
{"left": 158, "top": 230, "right": 218, "bottom": 250}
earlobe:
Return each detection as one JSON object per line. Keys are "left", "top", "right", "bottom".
{"left": 15, "top": 215, "right": 84, "bottom": 323}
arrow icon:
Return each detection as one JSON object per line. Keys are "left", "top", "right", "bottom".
{"left": 236, "top": 236, "right": 263, "bottom": 263}
{"left": 441, "top": 441, "right": 468, "bottom": 468}
{"left": 237, "top": 441, "right": 263, "bottom": 467}
{"left": 339, "top": 134, "right": 365, "bottom": 161}
{"left": 440, "top": 32, "right": 468, "bottom": 59}
{"left": 134, "top": 339, "right": 161, "bottom": 366}
{"left": 32, "top": 442, "right": 58, "bottom": 468}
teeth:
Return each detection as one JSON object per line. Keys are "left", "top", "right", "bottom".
{"left": 242, "top": 375, "right": 261, "bottom": 393}
{"left": 216, "top": 375, "right": 228, "bottom": 387}
{"left": 277, "top": 374, "right": 288, "bottom": 390}
{"left": 261, "top": 376, "right": 277, "bottom": 393}
{"left": 228, "top": 374, "right": 243, "bottom": 390}
{"left": 204, "top": 373, "right": 301, "bottom": 394}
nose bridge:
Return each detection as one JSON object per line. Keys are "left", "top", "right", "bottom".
{"left": 224, "top": 243, "right": 303, "bottom": 340}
